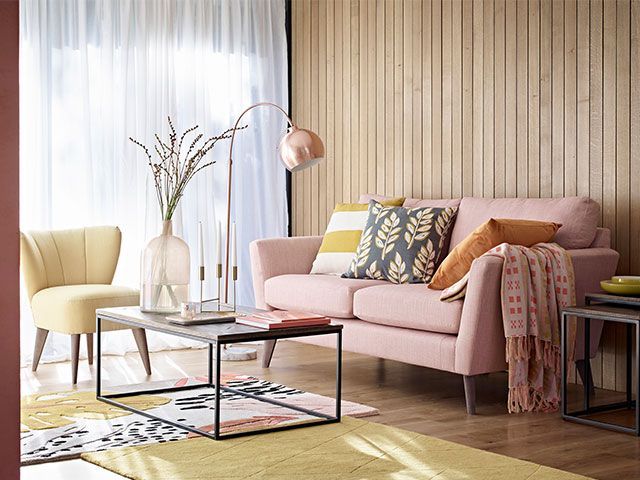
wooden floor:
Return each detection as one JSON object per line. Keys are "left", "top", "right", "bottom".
{"left": 21, "top": 340, "right": 640, "bottom": 479}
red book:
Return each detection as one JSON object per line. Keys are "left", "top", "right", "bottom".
{"left": 251, "top": 310, "right": 326, "bottom": 322}
{"left": 236, "top": 316, "right": 330, "bottom": 329}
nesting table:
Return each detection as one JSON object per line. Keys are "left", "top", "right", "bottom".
{"left": 95, "top": 305, "right": 343, "bottom": 440}
{"left": 561, "top": 293, "right": 640, "bottom": 435}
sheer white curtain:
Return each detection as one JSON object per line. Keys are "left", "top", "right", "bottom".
{"left": 19, "top": 0, "right": 288, "bottom": 365}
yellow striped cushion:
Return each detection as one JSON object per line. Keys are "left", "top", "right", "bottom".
{"left": 310, "top": 198, "right": 405, "bottom": 275}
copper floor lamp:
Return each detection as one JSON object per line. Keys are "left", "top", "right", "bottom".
{"left": 218, "top": 102, "right": 324, "bottom": 361}
{"left": 222, "top": 102, "right": 325, "bottom": 304}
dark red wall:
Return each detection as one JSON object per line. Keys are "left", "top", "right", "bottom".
{"left": 0, "top": 0, "right": 21, "bottom": 477}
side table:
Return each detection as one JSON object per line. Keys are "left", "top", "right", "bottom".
{"left": 561, "top": 293, "right": 640, "bottom": 435}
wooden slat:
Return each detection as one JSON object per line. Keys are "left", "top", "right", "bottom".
{"left": 412, "top": 0, "right": 424, "bottom": 199}
{"left": 442, "top": 0, "right": 453, "bottom": 198}
{"left": 539, "top": 0, "right": 552, "bottom": 197}
{"left": 505, "top": 0, "right": 517, "bottom": 197}
{"left": 483, "top": 0, "right": 495, "bottom": 198}
{"left": 516, "top": 0, "right": 528, "bottom": 197}
{"left": 326, "top": 0, "right": 335, "bottom": 222}
{"left": 422, "top": 0, "right": 432, "bottom": 198}
{"left": 350, "top": 0, "right": 359, "bottom": 203}
{"left": 616, "top": 0, "right": 630, "bottom": 274}
{"left": 451, "top": 0, "right": 462, "bottom": 198}
{"left": 431, "top": 0, "right": 442, "bottom": 198}
{"left": 403, "top": 0, "right": 413, "bottom": 196}
{"left": 576, "top": 0, "right": 590, "bottom": 198}
{"left": 603, "top": 0, "right": 616, "bottom": 255}
{"left": 462, "top": 0, "right": 473, "bottom": 196}
{"left": 472, "top": 0, "right": 484, "bottom": 197}
{"left": 551, "top": 0, "right": 564, "bottom": 198}
{"left": 317, "top": 0, "right": 327, "bottom": 230}
{"left": 564, "top": 0, "right": 577, "bottom": 197}
{"left": 311, "top": 0, "right": 320, "bottom": 235}
{"left": 528, "top": 0, "right": 540, "bottom": 198}
{"left": 375, "top": 0, "right": 385, "bottom": 196}
{"left": 494, "top": 0, "right": 506, "bottom": 198}
{"left": 393, "top": 0, "right": 403, "bottom": 197}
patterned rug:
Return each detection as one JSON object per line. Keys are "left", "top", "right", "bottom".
{"left": 81, "top": 416, "right": 592, "bottom": 480}
{"left": 21, "top": 374, "right": 378, "bottom": 465}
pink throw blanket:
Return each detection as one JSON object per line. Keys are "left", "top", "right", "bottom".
{"left": 441, "top": 242, "right": 576, "bottom": 413}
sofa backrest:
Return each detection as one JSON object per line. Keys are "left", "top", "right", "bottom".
{"left": 449, "top": 197, "right": 600, "bottom": 250}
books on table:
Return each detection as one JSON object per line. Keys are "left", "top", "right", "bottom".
{"left": 235, "top": 310, "right": 330, "bottom": 330}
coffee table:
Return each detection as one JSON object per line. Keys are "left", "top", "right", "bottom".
{"left": 95, "top": 305, "right": 343, "bottom": 440}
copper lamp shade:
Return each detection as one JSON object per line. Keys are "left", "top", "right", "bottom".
{"left": 279, "top": 126, "right": 325, "bottom": 172}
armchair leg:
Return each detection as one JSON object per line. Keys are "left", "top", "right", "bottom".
{"left": 463, "top": 375, "right": 477, "bottom": 415}
{"left": 71, "top": 334, "right": 81, "bottom": 384}
{"left": 262, "top": 340, "right": 277, "bottom": 368}
{"left": 132, "top": 328, "right": 152, "bottom": 375}
{"left": 86, "top": 333, "right": 94, "bottom": 365}
{"left": 32, "top": 328, "right": 49, "bottom": 372}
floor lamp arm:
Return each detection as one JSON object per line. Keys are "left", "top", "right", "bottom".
{"left": 224, "top": 102, "right": 294, "bottom": 303}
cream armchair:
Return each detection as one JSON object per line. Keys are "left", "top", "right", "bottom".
{"left": 21, "top": 226, "right": 151, "bottom": 384}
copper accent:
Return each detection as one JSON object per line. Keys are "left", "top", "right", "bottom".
{"left": 223, "top": 103, "right": 324, "bottom": 302}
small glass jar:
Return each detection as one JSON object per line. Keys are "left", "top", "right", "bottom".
{"left": 140, "top": 220, "right": 190, "bottom": 313}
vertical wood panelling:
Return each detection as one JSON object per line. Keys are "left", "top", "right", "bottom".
{"left": 291, "top": 0, "right": 639, "bottom": 390}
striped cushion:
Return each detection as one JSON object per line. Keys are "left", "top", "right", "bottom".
{"left": 310, "top": 198, "right": 404, "bottom": 275}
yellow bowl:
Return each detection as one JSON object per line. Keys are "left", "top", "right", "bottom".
{"left": 600, "top": 280, "right": 640, "bottom": 296}
{"left": 611, "top": 276, "right": 640, "bottom": 285}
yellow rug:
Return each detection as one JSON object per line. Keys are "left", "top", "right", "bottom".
{"left": 81, "top": 416, "right": 590, "bottom": 479}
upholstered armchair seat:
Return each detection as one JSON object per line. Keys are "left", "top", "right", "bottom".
{"left": 31, "top": 284, "right": 138, "bottom": 334}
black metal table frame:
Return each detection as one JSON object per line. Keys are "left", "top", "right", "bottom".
{"left": 95, "top": 315, "right": 343, "bottom": 440}
{"left": 561, "top": 298, "right": 639, "bottom": 435}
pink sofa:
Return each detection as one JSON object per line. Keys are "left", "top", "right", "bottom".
{"left": 250, "top": 196, "right": 619, "bottom": 414}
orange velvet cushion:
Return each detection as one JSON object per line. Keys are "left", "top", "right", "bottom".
{"left": 428, "top": 218, "right": 561, "bottom": 290}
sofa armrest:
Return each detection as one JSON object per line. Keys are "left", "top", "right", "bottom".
{"left": 454, "top": 247, "right": 620, "bottom": 375}
{"left": 250, "top": 236, "right": 323, "bottom": 309}
{"left": 454, "top": 256, "right": 507, "bottom": 376}
{"left": 590, "top": 227, "right": 612, "bottom": 248}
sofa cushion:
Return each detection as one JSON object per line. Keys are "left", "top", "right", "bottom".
{"left": 449, "top": 197, "right": 600, "bottom": 250}
{"left": 353, "top": 283, "right": 463, "bottom": 334}
{"left": 264, "top": 274, "right": 387, "bottom": 318}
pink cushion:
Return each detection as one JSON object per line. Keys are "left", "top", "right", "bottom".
{"left": 264, "top": 274, "right": 386, "bottom": 318}
{"left": 450, "top": 197, "right": 600, "bottom": 250}
{"left": 358, "top": 194, "right": 461, "bottom": 209}
{"left": 353, "top": 283, "right": 463, "bottom": 334}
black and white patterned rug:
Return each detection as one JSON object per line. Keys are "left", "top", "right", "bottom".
{"left": 21, "top": 374, "right": 378, "bottom": 465}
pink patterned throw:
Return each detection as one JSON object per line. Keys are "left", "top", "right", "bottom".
{"left": 441, "top": 242, "right": 576, "bottom": 413}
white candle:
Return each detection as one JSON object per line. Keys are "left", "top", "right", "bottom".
{"left": 198, "top": 222, "right": 204, "bottom": 267}
{"left": 232, "top": 222, "right": 237, "bottom": 267}
{"left": 216, "top": 221, "right": 222, "bottom": 266}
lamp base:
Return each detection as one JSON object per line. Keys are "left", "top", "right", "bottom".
{"left": 220, "top": 345, "right": 257, "bottom": 361}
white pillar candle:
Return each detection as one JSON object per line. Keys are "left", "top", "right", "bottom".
{"left": 231, "top": 222, "right": 237, "bottom": 267}
{"left": 198, "top": 221, "right": 204, "bottom": 267}
{"left": 216, "top": 221, "right": 222, "bottom": 265}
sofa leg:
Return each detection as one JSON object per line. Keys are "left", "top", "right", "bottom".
{"left": 262, "top": 340, "right": 277, "bottom": 368}
{"left": 71, "top": 334, "right": 81, "bottom": 384}
{"left": 32, "top": 328, "right": 49, "bottom": 372}
{"left": 463, "top": 375, "right": 477, "bottom": 415}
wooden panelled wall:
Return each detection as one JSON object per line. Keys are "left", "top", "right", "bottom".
{"left": 291, "top": 0, "right": 640, "bottom": 391}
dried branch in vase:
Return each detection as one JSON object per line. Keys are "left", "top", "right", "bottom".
{"left": 130, "top": 117, "right": 247, "bottom": 221}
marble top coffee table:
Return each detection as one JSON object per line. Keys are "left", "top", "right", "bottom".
{"left": 95, "top": 305, "right": 343, "bottom": 440}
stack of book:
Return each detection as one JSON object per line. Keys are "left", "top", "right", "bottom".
{"left": 236, "top": 310, "right": 330, "bottom": 330}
